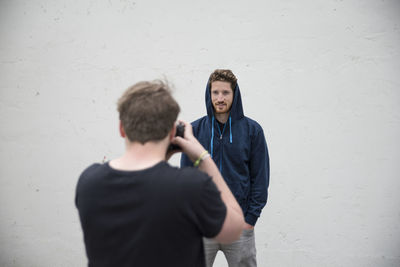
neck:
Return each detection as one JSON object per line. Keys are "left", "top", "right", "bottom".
{"left": 215, "top": 112, "right": 229, "bottom": 124}
{"left": 109, "top": 138, "right": 168, "bottom": 171}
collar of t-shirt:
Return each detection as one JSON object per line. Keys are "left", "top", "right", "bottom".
{"left": 216, "top": 120, "right": 225, "bottom": 133}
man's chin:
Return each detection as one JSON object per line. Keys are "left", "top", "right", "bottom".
{"left": 214, "top": 110, "right": 229, "bottom": 115}
{"left": 213, "top": 106, "right": 226, "bottom": 113}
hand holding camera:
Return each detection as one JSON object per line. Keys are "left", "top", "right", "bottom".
{"left": 168, "top": 123, "right": 185, "bottom": 151}
{"left": 169, "top": 121, "right": 207, "bottom": 163}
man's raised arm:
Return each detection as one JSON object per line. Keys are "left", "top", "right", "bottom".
{"left": 172, "top": 121, "right": 245, "bottom": 244}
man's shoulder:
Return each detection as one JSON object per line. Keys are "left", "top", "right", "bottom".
{"left": 83, "top": 162, "right": 103, "bottom": 173}
{"left": 77, "top": 163, "right": 104, "bottom": 187}
{"left": 240, "top": 116, "right": 266, "bottom": 138}
{"left": 243, "top": 116, "right": 263, "bottom": 130}
{"left": 191, "top": 116, "right": 208, "bottom": 127}
{"left": 150, "top": 163, "right": 211, "bottom": 185}
{"left": 161, "top": 165, "right": 215, "bottom": 199}
{"left": 189, "top": 116, "right": 209, "bottom": 137}
{"left": 177, "top": 166, "right": 212, "bottom": 185}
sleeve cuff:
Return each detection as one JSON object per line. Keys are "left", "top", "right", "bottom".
{"left": 245, "top": 213, "right": 258, "bottom": 226}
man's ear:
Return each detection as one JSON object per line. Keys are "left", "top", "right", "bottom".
{"left": 169, "top": 123, "right": 176, "bottom": 141}
{"left": 119, "top": 121, "right": 126, "bottom": 138}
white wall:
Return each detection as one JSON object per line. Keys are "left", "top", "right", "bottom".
{"left": 1, "top": 0, "right": 399, "bottom": 266}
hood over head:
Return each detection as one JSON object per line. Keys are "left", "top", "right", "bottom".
{"left": 205, "top": 81, "right": 244, "bottom": 121}
{"left": 205, "top": 80, "right": 245, "bottom": 155}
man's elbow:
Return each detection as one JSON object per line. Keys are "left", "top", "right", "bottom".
{"left": 214, "top": 209, "right": 245, "bottom": 244}
{"left": 219, "top": 224, "right": 244, "bottom": 244}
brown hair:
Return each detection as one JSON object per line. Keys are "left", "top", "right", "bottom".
{"left": 117, "top": 80, "right": 180, "bottom": 144}
{"left": 208, "top": 69, "right": 238, "bottom": 90}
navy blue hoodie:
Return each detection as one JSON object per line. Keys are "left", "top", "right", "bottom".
{"left": 181, "top": 82, "right": 269, "bottom": 226}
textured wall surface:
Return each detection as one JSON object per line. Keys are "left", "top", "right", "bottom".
{"left": 1, "top": 0, "right": 399, "bottom": 266}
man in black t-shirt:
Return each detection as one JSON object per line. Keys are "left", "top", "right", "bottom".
{"left": 75, "top": 80, "right": 245, "bottom": 267}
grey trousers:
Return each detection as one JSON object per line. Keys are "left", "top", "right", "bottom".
{"left": 203, "top": 229, "right": 257, "bottom": 267}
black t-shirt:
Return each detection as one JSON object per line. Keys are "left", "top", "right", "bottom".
{"left": 75, "top": 161, "right": 226, "bottom": 267}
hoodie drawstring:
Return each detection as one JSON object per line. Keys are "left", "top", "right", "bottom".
{"left": 210, "top": 115, "right": 233, "bottom": 160}
{"left": 210, "top": 116, "right": 214, "bottom": 159}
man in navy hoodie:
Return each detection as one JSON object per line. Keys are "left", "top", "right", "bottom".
{"left": 181, "top": 69, "right": 269, "bottom": 267}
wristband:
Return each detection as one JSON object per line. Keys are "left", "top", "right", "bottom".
{"left": 193, "top": 150, "right": 209, "bottom": 167}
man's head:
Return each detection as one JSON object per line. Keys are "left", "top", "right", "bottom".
{"left": 208, "top": 69, "right": 237, "bottom": 90}
{"left": 117, "top": 80, "right": 180, "bottom": 144}
{"left": 208, "top": 69, "right": 237, "bottom": 115}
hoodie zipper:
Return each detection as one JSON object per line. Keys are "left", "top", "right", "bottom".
{"left": 211, "top": 116, "right": 232, "bottom": 172}
{"left": 217, "top": 122, "right": 227, "bottom": 140}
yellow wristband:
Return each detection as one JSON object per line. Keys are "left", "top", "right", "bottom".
{"left": 194, "top": 150, "right": 209, "bottom": 167}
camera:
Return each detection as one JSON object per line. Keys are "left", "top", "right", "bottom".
{"left": 168, "top": 123, "right": 185, "bottom": 151}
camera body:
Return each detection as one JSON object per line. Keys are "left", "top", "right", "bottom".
{"left": 168, "top": 123, "right": 185, "bottom": 151}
